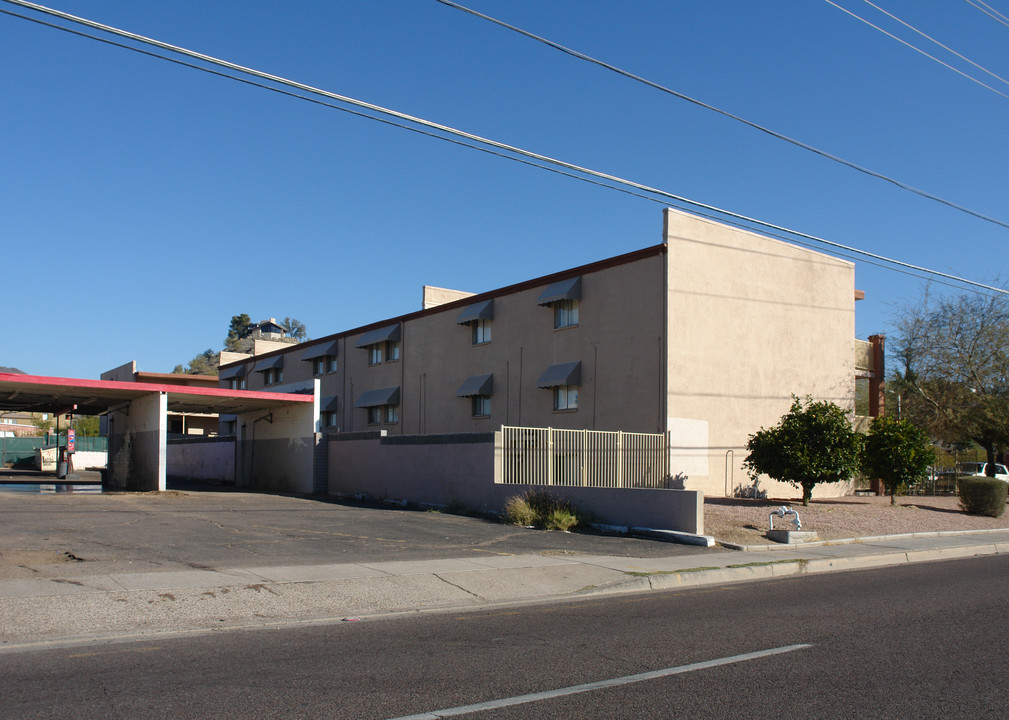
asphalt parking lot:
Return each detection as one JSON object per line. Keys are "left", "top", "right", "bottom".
{"left": 0, "top": 479, "right": 717, "bottom": 581}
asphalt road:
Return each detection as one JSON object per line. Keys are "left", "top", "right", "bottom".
{"left": 4, "top": 553, "right": 1008, "bottom": 719}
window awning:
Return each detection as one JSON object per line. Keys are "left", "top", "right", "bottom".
{"left": 219, "top": 364, "right": 247, "bottom": 380}
{"left": 301, "top": 340, "right": 339, "bottom": 361}
{"left": 456, "top": 373, "right": 493, "bottom": 397}
{"left": 537, "top": 361, "right": 581, "bottom": 388}
{"left": 253, "top": 355, "right": 284, "bottom": 373}
{"left": 537, "top": 276, "right": 581, "bottom": 306}
{"left": 320, "top": 395, "right": 339, "bottom": 412}
{"left": 456, "top": 299, "right": 494, "bottom": 325}
{"left": 354, "top": 386, "right": 401, "bottom": 408}
{"left": 355, "top": 324, "right": 401, "bottom": 348}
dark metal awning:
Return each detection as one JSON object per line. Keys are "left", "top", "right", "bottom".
{"left": 219, "top": 364, "right": 247, "bottom": 380}
{"left": 536, "top": 361, "right": 581, "bottom": 388}
{"left": 456, "top": 299, "right": 494, "bottom": 325}
{"left": 320, "top": 395, "right": 339, "bottom": 412}
{"left": 355, "top": 324, "right": 401, "bottom": 348}
{"left": 354, "top": 386, "right": 401, "bottom": 408}
{"left": 253, "top": 355, "right": 284, "bottom": 372}
{"left": 456, "top": 373, "right": 493, "bottom": 397}
{"left": 537, "top": 276, "right": 581, "bottom": 306}
{"left": 301, "top": 340, "right": 339, "bottom": 361}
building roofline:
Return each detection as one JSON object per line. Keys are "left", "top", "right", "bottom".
{"left": 220, "top": 243, "right": 667, "bottom": 369}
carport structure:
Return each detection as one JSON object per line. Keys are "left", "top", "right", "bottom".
{"left": 0, "top": 373, "right": 316, "bottom": 491}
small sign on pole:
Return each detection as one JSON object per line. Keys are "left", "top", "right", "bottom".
{"left": 68, "top": 429, "right": 75, "bottom": 454}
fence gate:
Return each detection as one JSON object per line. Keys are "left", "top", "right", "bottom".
{"left": 500, "top": 426, "right": 670, "bottom": 489}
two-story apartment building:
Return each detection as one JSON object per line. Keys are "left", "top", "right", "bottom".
{"left": 218, "top": 208, "right": 866, "bottom": 498}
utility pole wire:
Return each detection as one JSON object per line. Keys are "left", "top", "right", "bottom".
{"left": 861, "top": 0, "right": 1009, "bottom": 90}
{"left": 823, "top": 0, "right": 1009, "bottom": 101}
{"left": 965, "top": 0, "right": 1009, "bottom": 30}
{"left": 3, "top": 0, "right": 1007, "bottom": 298}
{"left": 436, "top": 0, "right": 1009, "bottom": 235}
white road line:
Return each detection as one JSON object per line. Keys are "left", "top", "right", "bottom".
{"left": 388, "top": 643, "right": 812, "bottom": 719}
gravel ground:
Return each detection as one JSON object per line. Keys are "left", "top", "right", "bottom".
{"left": 704, "top": 494, "right": 1009, "bottom": 546}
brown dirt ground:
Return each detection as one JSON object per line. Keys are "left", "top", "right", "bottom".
{"left": 705, "top": 495, "right": 1009, "bottom": 546}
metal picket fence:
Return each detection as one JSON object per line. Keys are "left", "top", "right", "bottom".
{"left": 500, "top": 426, "right": 670, "bottom": 489}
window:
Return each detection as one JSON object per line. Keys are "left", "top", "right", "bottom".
{"left": 387, "top": 340, "right": 400, "bottom": 362}
{"left": 471, "top": 319, "right": 492, "bottom": 345}
{"left": 554, "top": 299, "right": 579, "bottom": 329}
{"left": 553, "top": 385, "right": 579, "bottom": 411}
{"left": 367, "top": 405, "right": 399, "bottom": 425}
{"left": 313, "top": 356, "right": 338, "bottom": 376}
{"left": 321, "top": 411, "right": 337, "bottom": 428}
{"left": 471, "top": 395, "right": 490, "bottom": 418}
{"left": 263, "top": 368, "right": 283, "bottom": 385}
{"left": 369, "top": 345, "right": 384, "bottom": 365}
{"left": 228, "top": 378, "right": 246, "bottom": 390}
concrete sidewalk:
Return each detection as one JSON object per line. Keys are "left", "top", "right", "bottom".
{"left": 4, "top": 524, "right": 1008, "bottom": 652}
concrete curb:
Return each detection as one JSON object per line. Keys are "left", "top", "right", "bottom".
{"left": 715, "top": 526, "right": 1009, "bottom": 552}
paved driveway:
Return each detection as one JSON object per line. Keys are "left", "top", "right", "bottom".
{"left": 0, "top": 481, "right": 718, "bottom": 581}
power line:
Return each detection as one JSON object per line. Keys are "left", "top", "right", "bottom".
{"left": 435, "top": 0, "right": 1009, "bottom": 235}
{"left": 2, "top": 0, "right": 1006, "bottom": 299}
{"left": 823, "top": 0, "right": 1009, "bottom": 100}
{"left": 965, "top": 0, "right": 1009, "bottom": 30}
{"left": 862, "top": 0, "right": 1009, "bottom": 90}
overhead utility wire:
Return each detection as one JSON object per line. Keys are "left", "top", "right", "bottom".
{"left": 823, "top": 0, "right": 1009, "bottom": 100}
{"left": 435, "top": 0, "right": 1009, "bottom": 235}
{"left": 0, "top": 8, "right": 665, "bottom": 211}
{"left": 862, "top": 0, "right": 1009, "bottom": 89}
{"left": 966, "top": 0, "right": 1009, "bottom": 30}
{"left": 3, "top": 0, "right": 1006, "bottom": 298}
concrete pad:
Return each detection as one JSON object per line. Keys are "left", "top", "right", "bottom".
{"left": 437, "top": 564, "right": 627, "bottom": 602}
{"left": 106, "top": 569, "right": 252, "bottom": 591}
{"left": 238, "top": 563, "right": 388, "bottom": 583}
{"left": 358, "top": 558, "right": 511, "bottom": 576}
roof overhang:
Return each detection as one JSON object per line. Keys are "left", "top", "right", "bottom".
{"left": 0, "top": 373, "right": 313, "bottom": 416}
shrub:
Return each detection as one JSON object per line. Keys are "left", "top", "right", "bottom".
{"left": 503, "top": 490, "right": 583, "bottom": 530}
{"left": 957, "top": 477, "right": 1008, "bottom": 518}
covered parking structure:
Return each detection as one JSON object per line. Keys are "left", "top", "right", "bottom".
{"left": 0, "top": 373, "right": 316, "bottom": 492}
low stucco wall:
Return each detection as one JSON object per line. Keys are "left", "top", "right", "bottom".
{"left": 167, "top": 437, "right": 235, "bottom": 483}
{"left": 35, "top": 448, "right": 107, "bottom": 471}
{"left": 328, "top": 432, "right": 704, "bottom": 534}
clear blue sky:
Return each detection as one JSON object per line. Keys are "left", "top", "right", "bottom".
{"left": 3, "top": 0, "right": 1007, "bottom": 378}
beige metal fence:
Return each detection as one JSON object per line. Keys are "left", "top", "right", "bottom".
{"left": 500, "top": 426, "right": 670, "bottom": 488}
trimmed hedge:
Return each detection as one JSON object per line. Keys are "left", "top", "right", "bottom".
{"left": 957, "top": 477, "right": 1008, "bottom": 518}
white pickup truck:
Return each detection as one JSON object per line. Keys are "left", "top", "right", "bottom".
{"left": 959, "top": 462, "right": 1009, "bottom": 481}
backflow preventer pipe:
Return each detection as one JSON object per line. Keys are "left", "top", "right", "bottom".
{"left": 769, "top": 506, "right": 801, "bottom": 531}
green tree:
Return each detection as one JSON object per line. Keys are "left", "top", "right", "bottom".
{"left": 280, "top": 317, "right": 307, "bottom": 342}
{"left": 861, "top": 415, "right": 937, "bottom": 505}
{"left": 31, "top": 413, "right": 52, "bottom": 436}
{"left": 891, "top": 289, "right": 1009, "bottom": 476}
{"left": 173, "top": 349, "right": 219, "bottom": 376}
{"left": 224, "top": 313, "right": 253, "bottom": 351}
{"left": 743, "top": 396, "right": 863, "bottom": 506}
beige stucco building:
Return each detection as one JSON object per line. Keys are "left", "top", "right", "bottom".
{"left": 218, "top": 208, "right": 871, "bottom": 499}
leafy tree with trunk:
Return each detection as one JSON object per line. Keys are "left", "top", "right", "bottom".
{"left": 280, "top": 317, "right": 307, "bottom": 342}
{"left": 861, "top": 415, "right": 936, "bottom": 504}
{"left": 891, "top": 288, "right": 1009, "bottom": 476}
{"left": 743, "top": 396, "right": 863, "bottom": 506}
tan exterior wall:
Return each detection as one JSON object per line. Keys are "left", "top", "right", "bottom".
{"left": 662, "top": 208, "right": 856, "bottom": 499}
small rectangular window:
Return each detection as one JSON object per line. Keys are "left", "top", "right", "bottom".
{"left": 471, "top": 395, "right": 490, "bottom": 417}
{"left": 471, "top": 319, "right": 491, "bottom": 345}
{"left": 386, "top": 340, "right": 400, "bottom": 362}
{"left": 313, "top": 358, "right": 325, "bottom": 376}
{"left": 367, "top": 406, "right": 381, "bottom": 425}
{"left": 369, "top": 346, "right": 384, "bottom": 365}
{"left": 385, "top": 405, "right": 399, "bottom": 423}
{"left": 553, "top": 385, "right": 579, "bottom": 411}
{"left": 326, "top": 356, "right": 338, "bottom": 373}
{"left": 553, "top": 299, "right": 579, "bottom": 329}
{"left": 321, "top": 411, "right": 337, "bottom": 428}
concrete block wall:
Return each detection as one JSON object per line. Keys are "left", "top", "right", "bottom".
{"left": 328, "top": 432, "right": 704, "bottom": 534}
{"left": 167, "top": 437, "right": 235, "bottom": 483}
